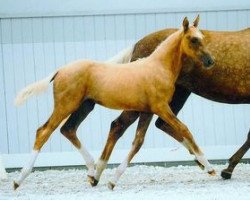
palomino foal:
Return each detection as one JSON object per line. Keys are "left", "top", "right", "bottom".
{"left": 14, "top": 17, "right": 214, "bottom": 189}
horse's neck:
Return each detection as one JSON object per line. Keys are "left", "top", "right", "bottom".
{"left": 149, "top": 30, "right": 183, "bottom": 77}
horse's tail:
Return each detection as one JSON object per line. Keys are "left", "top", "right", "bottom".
{"left": 14, "top": 45, "right": 135, "bottom": 106}
{"left": 14, "top": 71, "right": 58, "bottom": 106}
{"left": 106, "top": 45, "right": 135, "bottom": 64}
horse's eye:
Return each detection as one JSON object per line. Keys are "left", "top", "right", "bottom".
{"left": 191, "top": 37, "right": 199, "bottom": 44}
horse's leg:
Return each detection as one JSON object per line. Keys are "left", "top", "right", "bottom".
{"left": 154, "top": 105, "right": 215, "bottom": 175}
{"left": 13, "top": 106, "right": 70, "bottom": 190}
{"left": 221, "top": 129, "right": 250, "bottom": 179}
{"left": 108, "top": 112, "right": 153, "bottom": 190}
{"left": 13, "top": 76, "right": 84, "bottom": 190}
{"left": 60, "top": 99, "right": 96, "bottom": 181}
{"left": 154, "top": 86, "right": 206, "bottom": 168}
{"left": 93, "top": 111, "right": 140, "bottom": 186}
{"left": 155, "top": 85, "right": 191, "bottom": 139}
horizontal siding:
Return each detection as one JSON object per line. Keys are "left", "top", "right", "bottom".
{"left": 0, "top": 6, "right": 249, "bottom": 167}
{"left": 0, "top": 0, "right": 249, "bottom": 18}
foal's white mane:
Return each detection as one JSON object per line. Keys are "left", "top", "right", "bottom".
{"left": 150, "top": 29, "right": 183, "bottom": 58}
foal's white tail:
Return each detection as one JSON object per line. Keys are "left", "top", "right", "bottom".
{"left": 106, "top": 45, "right": 134, "bottom": 64}
{"left": 15, "top": 72, "right": 57, "bottom": 106}
{"left": 15, "top": 44, "right": 135, "bottom": 106}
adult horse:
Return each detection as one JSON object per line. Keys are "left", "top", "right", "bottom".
{"left": 59, "top": 26, "right": 249, "bottom": 186}
{"left": 14, "top": 17, "right": 215, "bottom": 189}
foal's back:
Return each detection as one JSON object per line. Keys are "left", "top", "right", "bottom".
{"left": 84, "top": 58, "right": 171, "bottom": 111}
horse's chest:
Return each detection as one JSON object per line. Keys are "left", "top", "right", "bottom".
{"left": 148, "top": 78, "right": 175, "bottom": 102}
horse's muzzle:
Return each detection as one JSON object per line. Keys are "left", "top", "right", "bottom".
{"left": 200, "top": 53, "right": 214, "bottom": 68}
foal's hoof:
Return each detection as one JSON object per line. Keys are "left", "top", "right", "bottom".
{"left": 194, "top": 159, "right": 205, "bottom": 170}
{"left": 87, "top": 175, "right": 99, "bottom": 187}
{"left": 13, "top": 181, "right": 19, "bottom": 190}
{"left": 208, "top": 169, "right": 216, "bottom": 176}
{"left": 107, "top": 181, "right": 115, "bottom": 190}
{"left": 221, "top": 169, "right": 232, "bottom": 179}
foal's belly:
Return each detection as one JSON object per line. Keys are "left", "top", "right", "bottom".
{"left": 92, "top": 94, "right": 151, "bottom": 112}
{"left": 86, "top": 82, "right": 151, "bottom": 111}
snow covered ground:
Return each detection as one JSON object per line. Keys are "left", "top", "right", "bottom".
{"left": 0, "top": 163, "right": 250, "bottom": 200}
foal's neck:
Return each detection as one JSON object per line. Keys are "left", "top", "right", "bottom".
{"left": 150, "top": 30, "right": 183, "bottom": 78}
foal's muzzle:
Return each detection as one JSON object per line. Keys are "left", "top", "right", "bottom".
{"left": 200, "top": 53, "right": 214, "bottom": 68}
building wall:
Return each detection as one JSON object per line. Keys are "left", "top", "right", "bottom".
{"left": 0, "top": 0, "right": 249, "bottom": 168}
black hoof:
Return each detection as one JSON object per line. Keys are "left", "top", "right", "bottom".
{"left": 91, "top": 178, "right": 99, "bottom": 187}
{"left": 221, "top": 169, "right": 232, "bottom": 179}
{"left": 107, "top": 181, "right": 115, "bottom": 190}
{"left": 87, "top": 175, "right": 99, "bottom": 187}
{"left": 13, "top": 181, "right": 19, "bottom": 190}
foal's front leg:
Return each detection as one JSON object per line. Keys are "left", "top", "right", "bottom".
{"left": 93, "top": 111, "right": 140, "bottom": 186}
{"left": 154, "top": 105, "right": 215, "bottom": 175}
{"left": 155, "top": 86, "right": 205, "bottom": 168}
{"left": 108, "top": 112, "right": 153, "bottom": 190}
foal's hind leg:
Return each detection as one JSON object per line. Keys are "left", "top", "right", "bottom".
{"left": 221, "top": 129, "right": 250, "bottom": 179}
{"left": 108, "top": 112, "right": 153, "bottom": 190}
{"left": 93, "top": 111, "right": 140, "bottom": 186}
{"left": 60, "top": 99, "right": 96, "bottom": 181}
{"left": 14, "top": 108, "right": 70, "bottom": 190}
{"left": 154, "top": 105, "right": 215, "bottom": 175}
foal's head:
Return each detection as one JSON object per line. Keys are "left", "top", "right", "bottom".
{"left": 180, "top": 16, "right": 214, "bottom": 68}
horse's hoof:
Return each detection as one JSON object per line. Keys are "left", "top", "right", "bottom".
{"left": 87, "top": 175, "right": 99, "bottom": 187}
{"left": 221, "top": 169, "right": 232, "bottom": 179}
{"left": 13, "top": 181, "right": 19, "bottom": 190}
{"left": 194, "top": 159, "right": 205, "bottom": 170}
{"left": 107, "top": 181, "right": 115, "bottom": 190}
{"left": 208, "top": 169, "right": 216, "bottom": 176}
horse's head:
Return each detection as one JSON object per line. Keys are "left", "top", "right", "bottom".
{"left": 180, "top": 16, "right": 214, "bottom": 68}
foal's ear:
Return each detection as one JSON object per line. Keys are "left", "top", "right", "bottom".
{"left": 193, "top": 15, "right": 200, "bottom": 27}
{"left": 183, "top": 17, "right": 189, "bottom": 33}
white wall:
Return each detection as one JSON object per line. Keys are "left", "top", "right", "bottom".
{"left": 0, "top": 0, "right": 249, "bottom": 168}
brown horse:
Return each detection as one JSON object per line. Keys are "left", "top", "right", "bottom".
{"left": 14, "top": 16, "right": 214, "bottom": 189}
{"left": 55, "top": 25, "right": 249, "bottom": 186}
{"left": 91, "top": 27, "right": 250, "bottom": 186}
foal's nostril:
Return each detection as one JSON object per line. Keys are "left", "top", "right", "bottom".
{"left": 202, "top": 55, "right": 214, "bottom": 68}
{"left": 208, "top": 58, "right": 214, "bottom": 66}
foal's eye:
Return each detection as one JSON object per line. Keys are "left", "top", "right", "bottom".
{"left": 191, "top": 37, "right": 199, "bottom": 44}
